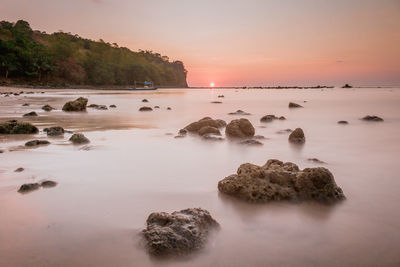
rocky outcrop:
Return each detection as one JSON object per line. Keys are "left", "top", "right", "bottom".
{"left": 69, "top": 133, "right": 90, "bottom": 144}
{"left": 184, "top": 117, "right": 226, "bottom": 136}
{"left": 0, "top": 120, "right": 38, "bottom": 134}
{"left": 228, "top": 110, "right": 251, "bottom": 115}
{"left": 239, "top": 139, "right": 263, "bottom": 146}
{"left": 288, "top": 128, "right": 305, "bottom": 143}
{"left": 361, "top": 115, "right": 384, "bottom": 122}
{"left": 142, "top": 208, "right": 219, "bottom": 257}
{"left": 225, "top": 118, "right": 255, "bottom": 138}
{"left": 288, "top": 102, "right": 303, "bottom": 108}
{"left": 62, "top": 97, "right": 88, "bottom": 111}
{"left": 139, "top": 106, "right": 153, "bottom": 111}
{"left": 25, "top": 140, "right": 50, "bottom": 147}
{"left": 43, "top": 126, "right": 64, "bottom": 136}
{"left": 260, "top": 114, "right": 286, "bottom": 122}
{"left": 218, "top": 159, "right": 345, "bottom": 203}
{"left": 42, "top": 105, "right": 55, "bottom": 111}
{"left": 23, "top": 111, "right": 38, "bottom": 117}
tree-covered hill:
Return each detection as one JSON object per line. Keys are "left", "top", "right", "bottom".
{"left": 0, "top": 20, "right": 188, "bottom": 87}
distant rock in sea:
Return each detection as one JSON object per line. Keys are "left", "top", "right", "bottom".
{"left": 288, "top": 102, "right": 303, "bottom": 108}
{"left": 139, "top": 106, "right": 153, "bottom": 111}
{"left": 228, "top": 110, "right": 251, "bottom": 115}
{"left": 361, "top": 115, "right": 383, "bottom": 122}
{"left": 337, "top": 120, "right": 349, "bottom": 124}
{"left": 23, "top": 111, "right": 38, "bottom": 117}
{"left": 62, "top": 97, "right": 88, "bottom": 112}
{"left": 288, "top": 128, "right": 305, "bottom": 143}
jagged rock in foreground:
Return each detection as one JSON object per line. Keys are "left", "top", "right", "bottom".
{"left": 142, "top": 208, "right": 219, "bottom": 257}
{"left": 0, "top": 120, "right": 38, "bottom": 134}
{"left": 69, "top": 133, "right": 90, "bottom": 144}
{"left": 184, "top": 117, "right": 226, "bottom": 137}
{"left": 288, "top": 102, "right": 303, "bottom": 108}
{"left": 361, "top": 115, "right": 384, "bottom": 122}
{"left": 218, "top": 159, "right": 345, "bottom": 203}
{"left": 225, "top": 118, "right": 255, "bottom": 138}
{"left": 62, "top": 97, "right": 88, "bottom": 111}
{"left": 288, "top": 128, "right": 305, "bottom": 143}
{"left": 44, "top": 126, "right": 64, "bottom": 136}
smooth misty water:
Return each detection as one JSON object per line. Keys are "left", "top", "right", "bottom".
{"left": 0, "top": 87, "right": 399, "bottom": 266}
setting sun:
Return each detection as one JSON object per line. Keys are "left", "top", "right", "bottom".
{"left": 210, "top": 82, "right": 215, "bottom": 87}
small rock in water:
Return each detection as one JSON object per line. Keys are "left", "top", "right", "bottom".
{"left": 218, "top": 159, "right": 345, "bottom": 203}
{"left": 260, "top": 114, "right": 285, "bottom": 122}
{"left": 22, "top": 103, "right": 30, "bottom": 106}
{"left": 14, "top": 167, "right": 24, "bottom": 172}
{"left": 96, "top": 105, "right": 108, "bottom": 110}
{"left": 228, "top": 110, "right": 251, "bottom": 115}
{"left": 62, "top": 97, "right": 88, "bottom": 112}
{"left": 18, "top": 183, "right": 40, "bottom": 193}
{"left": 109, "top": 104, "right": 117, "bottom": 108}
{"left": 210, "top": 101, "right": 222, "bottom": 104}
{"left": 44, "top": 126, "right": 64, "bottom": 136}
{"left": 253, "top": 135, "right": 266, "bottom": 139}
{"left": 88, "top": 104, "right": 99, "bottom": 108}
{"left": 42, "top": 104, "right": 55, "bottom": 111}
{"left": 142, "top": 99, "right": 149, "bottom": 102}
{"left": 25, "top": 140, "right": 50, "bottom": 147}
{"left": 239, "top": 139, "right": 263, "bottom": 146}
{"left": 308, "top": 158, "right": 326, "bottom": 164}
{"left": 218, "top": 95, "right": 224, "bottom": 98}
{"left": 225, "top": 118, "right": 255, "bottom": 138}
{"left": 288, "top": 102, "right": 303, "bottom": 108}
{"left": 23, "top": 111, "right": 38, "bottom": 117}
{"left": 361, "top": 115, "right": 384, "bottom": 122}
{"left": 178, "top": 129, "right": 187, "bottom": 136}
{"left": 0, "top": 149, "right": 4, "bottom": 153}
{"left": 167, "top": 107, "right": 172, "bottom": 110}
{"left": 337, "top": 120, "right": 348, "bottom": 124}
{"left": 69, "top": 133, "right": 90, "bottom": 144}
{"left": 142, "top": 208, "right": 219, "bottom": 257}
{"left": 154, "top": 106, "right": 160, "bottom": 109}
{"left": 139, "top": 106, "right": 153, "bottom": 111}
{"left": 288, "top": 128, "right": 305, "bottom": 143}
{"left": 40, "top": 180, "right": 57, "bottom": 188}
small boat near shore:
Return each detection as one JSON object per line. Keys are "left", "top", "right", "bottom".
{"left": 129, "top": 81, "right": 157, "bottom": 91}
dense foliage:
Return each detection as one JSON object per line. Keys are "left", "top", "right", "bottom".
{"left": 0, "top": 20, "right": 188, "bottom": 87}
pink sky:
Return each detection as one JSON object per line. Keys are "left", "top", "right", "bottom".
{"left": 2, "top": 0, "right": 400, "bottom": 86}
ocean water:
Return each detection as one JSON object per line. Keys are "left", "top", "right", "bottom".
{"left": 0, "top": 87, "right": 399, "bottom": 266}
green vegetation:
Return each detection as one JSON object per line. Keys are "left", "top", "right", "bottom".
{"left": 0, "top": 20, "right": 188, "bottom": 87}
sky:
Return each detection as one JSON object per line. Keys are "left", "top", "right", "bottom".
{"left": 1, "top": 0, "right": 400, "bottom": 86}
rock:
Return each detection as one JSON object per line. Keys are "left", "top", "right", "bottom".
{"left": 142, "top": 208, "right": 219, "bottom": 257}
{"left": 260, "top": 114, "right": 285, "bottom": 122}
{"left": 288, "top": 128, "right": 305, "bottom": 143}
{"left": 62, "top": 97, "right": 88, "bottom": 111}
{"left": 109, "top": 104, "right": 117, "bottom": 108}
{"left": 184, "top": 117, "right": 226, "bottom": 134}
{"left": 88, "top": 104, "right": 99, "bottom": 108}
{"left": 178, "top": 129, "right": 187, "bottom": 136}
{"left": 342, "top": 84, "right": 352, "bottom": 88}
{"left": 40, "top": 180, "right": 57, "bottom": 188}
{"left": 154, "top": 106, "right": 160, "bottom": 109}
{"left": 18, "top": 183, "right": 40, "bottom": 193}
{"left": 0, "top": 149, "right": 4, "bottom": 153}
{"left": 22, "top": 103, "right": 30, "bottom": 106}
{"left": 276, "top": 129, "right": 293, "bottom": 134}
{"left": 202, "top": 134, "right": 224, "bottom": 141}
{"left": 288, "top": 102, "right": 303, "bottom": 108}
{"left": 139, "top": 106, "right": 153, "bottom": 111}
{"left": 23, "top": 111, "right": 38, "bottom": 117}
{"left": 167, "top": 107, "right": 172, "bottom": 110}
{"left": 218, "top": 159, "right": 345, "bottom": 203}
{"left": 308, "top": 158, "right": 325, "bottom": 164}
{"left": 338, "top": 120, "right": 348, "bottom": 124}
{"left": 253, "top": 135, "right": 265, "bottom": 139}
{"left": 361, "top": 115, "right": 383, "bottom": 122}
{"left": 0, "top": 120, "right": 39, "bottom": 134}
{"left": 69, "top": 133, "right": 90, "bottom": 144}
{"left": 96, "top": 105, "right": 108, "bottom": 110}
{"left": 174, "top": 135, "right": 186, "bottom": 139}
{"left": 142, "top": 99, "right": 149, "bottom": 102}
{"left": 225, "top": 118, "right": 255, "bottom": 138}
{"left": 14, "top": 167, "right": 24, "bottom": 172}
{"left": 198, "top": 126, "right": 221, "bottom": 136}
{"left": 210, "top": 101, "right": 222, "bottom": 104}
{"left": 228, "top": 110, "right": 251, "bottom": 115}
{"left": 44, "top": 126, "right": 64, "bottom": 136}
{"left": 42, "top": 104, "right": 54, "bottom": 111}
{"left": 239, "top": 139, "right": 263, "bottom": 146}
{"left": 218, "top": 95, "right": 224, "bottom": 98}
{"left": 279, "top": 116, "right": 286, "bottom": 120}
{"left": 25, "top": 140, "right": 50, "bottom": 147}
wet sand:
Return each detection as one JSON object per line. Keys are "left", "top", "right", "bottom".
{"left": 1, "top": 87, "right": 400, "bottom": 266}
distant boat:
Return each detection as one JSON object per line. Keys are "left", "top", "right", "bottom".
{"left": 129, "top": 81, "right": 157, "bottom": 91}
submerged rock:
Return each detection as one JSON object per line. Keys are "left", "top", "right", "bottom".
{"left": 14, "top": 167, "right": 24, "bottom": 172}
{"left": 184, "top": 117, "right": 226, "bottom": 136}
{"left": 337, "top": 120, "right": 348, "bottom": 124}
{"left": 139, "top": 106, "right": 153, "bottom": 111}
{"left": 69, "top": 133, "right": 90, "bottom": 144}
{"left": 142, "top": 208, "right": 219, "bottom": 257}
{"left": 225, "top": 118, "right": 255, "bottom": 138}
{"left": 260, "top": 114, "right": 285, "bottom": 122}
{"left": 109, "top": 104, "right": 117, "bottom": 108}
{"left": 23, "top": 111, "right": 38, "bottom": 117}
{"left": 276, "top": 129, "right": 293, "bottom": 134}
{"left": 40, "top": 180, "right": 57, "bottom": 188}
{"left": 210, "top": 101, "right": 222, "bottom": 104}
{"left": 228, "top": 110, "right": 251, "bottom": 115}
{"left": 44, "top": 126, "right": 64, "bottom": 136}
{"left": 88, "top": 104, "right": 108, "bottom": 110}
{"left": 22, "top": 103, "right": 30, "bottom": 106}
{"left": 18, "top": 183, "right": 40, "bottom": 193}
{"left": 25, "top": 140, "right": 50, "bottom": 147}
{"left": 154, "top": 106, "right": 160, "bottom": 109}
{"left": 239, "top": 139, "right": 263, "bottom": 146}
{"left": 361, "top": 115, "right": 384, "bottom": 122}
{"left": 0, "top": 120, "right": 38, "bottom": 134}
{"left": 288, "top": 102, "right": 303, "bottom": 108}
{"left": 288, "top": 128, "right": 305, "bottom": 143}
{"left": 62, "top": 97, "right": 88, "bottom": 111}
{"left": 142, "top": 99, "right": 149, "bottom": 103}
{"left": 218, "top": 159, "right": 345, "bottom": 203}
{"left": 308, "top": 158, "right": 326, "bottom": 164}
{"left": 42, "top": 104, "right": 54, "bottom": 111}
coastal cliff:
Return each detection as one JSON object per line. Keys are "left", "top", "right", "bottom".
{"left": 0, "top": 20, "right": 188, "bottom": 87}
